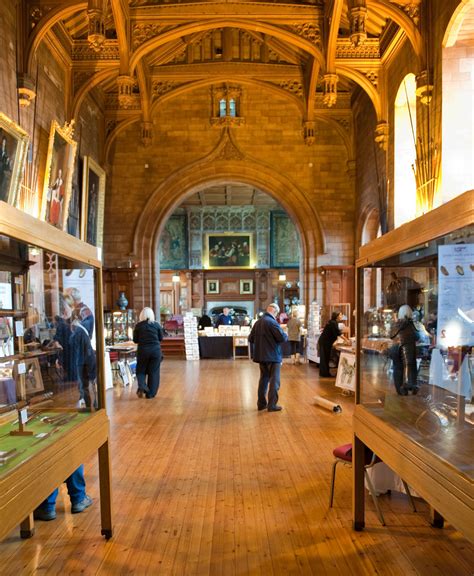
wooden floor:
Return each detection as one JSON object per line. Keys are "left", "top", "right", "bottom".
{"left": 1, "top": 359, "right": 473, "bottom": 575}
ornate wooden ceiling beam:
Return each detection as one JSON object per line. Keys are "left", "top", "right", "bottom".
{"left": 110, "top": 0, "right": 130, "bottom": 73}
{"left": 72, "top": 67, "right": 119, "bottom": 119}
{"left": 323, "top": 0, "right": 344, "bottom": 107}
{"left": 302, "top": 56, "right": 320, "bottom": 145}
{"left": 129, "top": 20, "right": 325, "bottom": 74}
{"left": 26, "top": 0, "right": 87, "bottom": 75}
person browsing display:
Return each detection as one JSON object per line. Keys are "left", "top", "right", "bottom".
{"left": 133, "top": 307, "right": 164, "bottom": 399}
{"left": 248, "top": 303, "right": 288, "bottom": 412}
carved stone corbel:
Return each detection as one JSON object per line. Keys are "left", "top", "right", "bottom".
{"left": 141, "top": 121, "right": 153, "bottom": 147}
{"left": 117, "top": 75, "right": 135, "bottom": 109}
{"left": 349, "top": 6, "right": 367, "bottom": 47}
{"left": 303, "top": 121, "right": 316, "bottom": 146}
{"left": 374, "top": 122, "right": 389, "bottom": 151}
{"left": 87, "top": 8, "right": 105, "bottom": 52}
{"left": 323, "top": 74, "right": 338, "bottom": 107}
{"left": 415, "top": 70, "right": 433, "bottom": 105}
{"left": 17, "top": 73, "right": 36, "bottom": 108}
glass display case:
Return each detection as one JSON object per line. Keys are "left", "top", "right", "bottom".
{"left": 104, "top": 309, "right": 136, "bottom": 345}
{"left": 0, "top": 202, "right": 112, "bottom": 541}
{"left": 353, "top": 191, "right": 473, "bottom": 542}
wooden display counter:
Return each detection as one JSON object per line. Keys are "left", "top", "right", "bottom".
{"left": 0, "top": 409, "right": 112, "bottom": 540}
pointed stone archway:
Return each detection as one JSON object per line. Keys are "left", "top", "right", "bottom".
{"left": 132, "top": 153, "right": 326, "bottom": 312}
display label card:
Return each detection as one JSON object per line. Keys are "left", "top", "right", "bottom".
{"left": 437, "top": 244, "right": 474, "bottom": 349}
{"left": 17, "top": 362, "right": 26, "bottom": 375}
{"left": 19, "top": 408, "right": 28, "bottom": 424}
{"left": 15, "top": 320, "right": 24, "bottom": 337}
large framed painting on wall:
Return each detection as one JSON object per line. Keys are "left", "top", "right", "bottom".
{"left": 270, "top": 211, "right": 300, "bottom": 268}
{"left": 82, "top": 156, "right": 106, "bottom": 247}
{"left": 67, "top": 156, "right": 83, "bottom": 238}
{"left": 41, "top": 121, "right": 77, "bottom": 230}
{"left": 205, "top": 233, "right": 253, "bottom": 268}
{"left": 159, "top": 214, "right": 188, "bottom": 269}
{"left": 0, "top": 112, "right": 29, "bottom": 206}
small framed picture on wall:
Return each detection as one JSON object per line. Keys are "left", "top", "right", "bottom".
{"left": 206, "top": 280, "right": 219, "bottom": 294}
{"left": 240, "top": 279, "right": 253, "bottom": 295}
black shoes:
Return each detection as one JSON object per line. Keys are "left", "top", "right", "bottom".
{"left": 268, "top": 405, "right": 283, "bottom": 412}
{"left": 257, "top": 404, "right": 267, "bottom": 411}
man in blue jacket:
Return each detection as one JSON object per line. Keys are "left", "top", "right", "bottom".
{"left": 248, "top": 303, "right": 288, "bottom": 412}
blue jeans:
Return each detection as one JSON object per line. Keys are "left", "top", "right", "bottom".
{"left": 257, "top": 362, "right": 281, "bottom": 409}
{"left": 37, "top": 465, "right": 86, "bottom": 512}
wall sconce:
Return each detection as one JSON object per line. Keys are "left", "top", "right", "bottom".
{"left": 278, "top": 274, "right": 287, "bottom": 282}
{"left": 172, "top": 275, "right": 180, "bottom": 283}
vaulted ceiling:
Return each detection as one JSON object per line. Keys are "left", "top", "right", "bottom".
{"left": 21, "top": 0, "right": 424, "bottom": 149}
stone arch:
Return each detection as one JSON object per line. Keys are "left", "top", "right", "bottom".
{"left": 357, "top": 204, "right": 380, "bottom": 249}
{"left": 132, "top": 160, "right": 326, "bottom": 312}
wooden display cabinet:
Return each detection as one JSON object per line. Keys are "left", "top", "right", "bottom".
{"left": 353, "top": 191, "right": 473, "bottom": 543}
{"left": 0, "top": 202, "right": 113, "bottom": 541}
{"left": 104, "top": 309, "right": 136, "bottom": 345}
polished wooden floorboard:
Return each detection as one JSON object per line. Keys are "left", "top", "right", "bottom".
{"left": 1, "top": 359, "right": 473, "bottom": 575}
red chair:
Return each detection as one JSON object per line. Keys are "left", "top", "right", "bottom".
{"left": 329, "top": 443, "right": 416, "bottom": 526}
{"left": 164, "top": 320, "right": 179, "bottom": 334}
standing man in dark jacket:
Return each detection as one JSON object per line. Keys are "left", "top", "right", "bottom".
{"left": 248, "top": 303, "right": 288, "bottom": 412}
{"left": 133, "top": 307, "right": 164, "bottom": 399}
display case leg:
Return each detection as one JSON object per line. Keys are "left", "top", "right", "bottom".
{"left": 430, "top": 507, "right": 444, "bottom": 529}
{"left": 20, "top": 514, "right": 35, "bottom": 539}
{"left": 353, "top": 435, "right": 365, "bottom": 531}
{"left": 98, "top": 440, "right": 113, "bottom": 539}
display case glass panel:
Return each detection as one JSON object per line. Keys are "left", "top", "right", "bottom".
{"left": 358, "top": 224, "right": 473, "bottom": 480}
{"left": 0, "top": 233, "right": 103, "bottom": 474}
{"left": 104, "top": 309, "right": 136, "bottom": 345}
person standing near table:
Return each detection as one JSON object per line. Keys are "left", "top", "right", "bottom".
{"left": 215, "top": 306, "right": 233, "bottom": 328}
{"left": 318, "top": 311, "right": 344, "bottom": 377}
{"left": 287, "top": 310, "right": 302, "bottom": 364}
{"left": 133, "top": 307, "right": 164, "bottom": 399}
{"left": 248, "top": 303, "right": 288, "bottom": 412}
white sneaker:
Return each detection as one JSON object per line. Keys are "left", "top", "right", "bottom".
{"left": 77, "top": 399, "right": 86, "bottom": 409}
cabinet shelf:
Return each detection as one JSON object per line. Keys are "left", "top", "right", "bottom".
{"left": 0, "top": 310, "right": 27, "bottom": 317}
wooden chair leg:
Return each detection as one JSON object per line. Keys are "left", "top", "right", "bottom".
{"left": 402, "top": 480, "right": 417, "bottom": 512}
{"left": 329, "top": 460, "right": 339, "bottom": 508}
{"left": 364, "top": 469, "right": 386, "bottom": 526}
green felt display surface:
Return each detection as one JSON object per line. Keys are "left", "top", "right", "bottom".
{"left": 0, "top": 411, "right": 92, "bottom": 476}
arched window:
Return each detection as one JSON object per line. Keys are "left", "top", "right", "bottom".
{"left": 219, "top": 99, "right": 227, "bottom": 117}
{"left": 442, "top": 1, "right": 474, "bottom": 202}
{"left": 394, "top": 73, "right": 417, "bottom": 227}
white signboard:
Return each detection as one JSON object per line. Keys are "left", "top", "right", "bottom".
{"left": 437, "top": 244, "right": 474, "bottom": 349}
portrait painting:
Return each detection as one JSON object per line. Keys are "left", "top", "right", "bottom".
{"left": 67, "top": 156, "right": 83, "bottom": 238}
{"left": 206, "top": 280, "right": 219, "bottom": 294}
{"left": 205, "top": 233, "right": 253, "bottom": 268}
{"left": 82, "top": 156, "right": 106, "bottom": 248}
{"left": 159, "top": 214, "right": 188, "bottom": 269}
{"left": 240, "top": 279, "right": 253, "bottom": 295}
{"left": 0, "top": 112, "right": 29, "bottom": 206}
{"left": 271, "top": 211, "right": 300, "bottom": 268}
{"left": 41, "top": 121, "right": 77, "bottom": 230}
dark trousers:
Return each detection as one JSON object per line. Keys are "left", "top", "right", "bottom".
{"left": 137, "top": 348, "right": 162, "bottom": 398}
{"left": 319, "top": 341, "right": 333, "bottom": 377}
{"left": 37, "top": 465, "right": 86, "bottom": 512}
{"left": 258, "top": 362, "right": 281, "bottom": 409}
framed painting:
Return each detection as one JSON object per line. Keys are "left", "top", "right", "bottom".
{"left": 159, "top": 214, "right": 188, "bottom": 269}
{"left": 81, "top": 156, "right": 106, "bottom": 248}
{"left": 0, "top": 112, "right": 29, "bottom": 206}
{"left": 240, "top": 279, "right": 253, "bottom": 295}
{"left": 14, "top": 357, "right": 44, "bottom": 397}
{"left": 41, "top": 121, "right": 77, "bottom": 230}
{"left": 206, "top": 279, "right": 219, "bottom": 294}
{"left": 67, "top": 156, "right": 83, "bottom": 238}
{"left": 205, "top": 233, "right": 253, "bottom": 268}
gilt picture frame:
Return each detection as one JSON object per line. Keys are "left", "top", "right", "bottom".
{"left": 81, "top": 156, "right": 106, "bottom": 248}
{"left": 206, "top": 280, "right": 220, "bottom": 294}
{"left": 0, "top": 112, "right": 29, "bottom": 207}
{"left": 41, "top": 121, "right": 77, "bottom": 230}
{"left": 205, "top": 233, "right": 253, "bottom": 269}
{"left": 240, "top": 279, "right": 253, "bottom": 295}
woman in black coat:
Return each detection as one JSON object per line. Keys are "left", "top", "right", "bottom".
{"left": 133, "top": 307, "right": 164, "bottom": 399}
{"left": 318, "top": 311, "right": 343, "bottom": 377}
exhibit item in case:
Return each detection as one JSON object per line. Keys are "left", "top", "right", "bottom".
{"left": 104, "top": 309, "right": 136, "bottom": 345}
{"left": 0, "top": 202, "right": 112, "bottom": 541}
{"left": 354, "top": 191, "right": 473, "bottom": 542}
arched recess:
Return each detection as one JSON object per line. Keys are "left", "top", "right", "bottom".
{"left": 358, "top": 204, "right": 381, "bottom": 247}
{"left": 358, "top": 205, "right": 382, "bottom": 312}
{"left": 132, "top": 161, "right": 326, "bottom": 312}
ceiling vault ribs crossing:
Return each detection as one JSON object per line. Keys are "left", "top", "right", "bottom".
{"left": 23, "top": 0, "right": 425, "bottom": 148}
